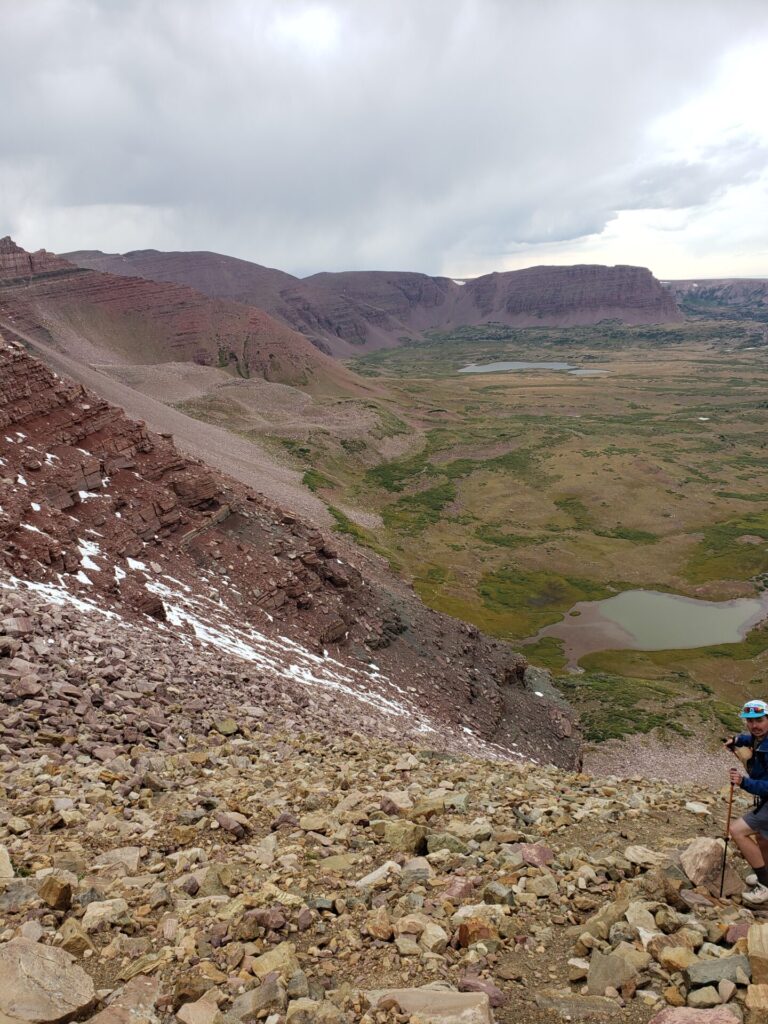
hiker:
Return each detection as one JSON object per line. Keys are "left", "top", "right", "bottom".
{"left": 725, "top": 699, "right": 768, "bottom": 905}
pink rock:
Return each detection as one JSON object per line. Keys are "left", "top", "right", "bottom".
{"left": 649, "top": 1007, "right": 743, "bottom": 1023}
{"left": 725, "top": 921, "right": 751, "bottom": 944}
{"left": 441, "top": 877, "right": 475, "bottom": 901}
{"left": 519, "top": 843, "right": 554, "bottom": 867}
{"left": 458, "top": 975, "right": 507, "bottom": 1007}
{"left": 679, "top": 838, "right": 743, "bottom": 898}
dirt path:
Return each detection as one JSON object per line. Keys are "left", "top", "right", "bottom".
{"left": 1, "top": 320, "right": 332, "bottom": 528}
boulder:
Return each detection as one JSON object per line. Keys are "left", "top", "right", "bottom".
{"left": 648, "top": 1009, "right": 742, "bottom": 1022}
{"left": 687, "top": 988, "right": 722, "bottom": 1009}
{"left": 87, "top": 977, "right": 160, "bottom": 1024}
{"left": 746, "top": 984, "right": 768, "bottom": 1019}
{"left": 82, "top": 897, "right": 130, "bottom": 932}
{"left": 685, "top": 955, "right": 750, "bottom": 989}
{"left": 679, "top": 838, "right": 743, "bottom": 897}
{"left": 0, "top": 846, "right": 14, "bottom": 880}
{"left": 0, "top": 938, "right": 97, "bottom": 1023}
{"left": 748, "top": 923, "right": 768, "bottom": 984}
{"left": 625, "top": 846, "right": 669, "bottom": 868}
{"left": 533, "top": 989, "right": 620, "bottom": 1019}
{"left": 365, "top": 985, "right": 492, "bottom": 1023}
{"left": 587, "top": 951, "right": 637, "bottom": 996}
{"left": 250, "top": 941, "right": 299, "bottom": 980}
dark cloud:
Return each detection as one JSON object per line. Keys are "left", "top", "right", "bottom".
{"left": 1, "top": 0, "right": 766, "bottom": 274}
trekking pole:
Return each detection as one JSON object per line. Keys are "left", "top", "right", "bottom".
{"left": 719, "top": 780, "right": 736, "bottom": 899}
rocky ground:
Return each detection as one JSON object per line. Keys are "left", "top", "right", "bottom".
{"left": 2, "top": 580, "right": 768, "bottom": 1024}
{"left": 2, "top": 332, "right": 766, "bottom": 1024}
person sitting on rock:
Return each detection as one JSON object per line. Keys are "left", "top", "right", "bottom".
{"left": 726, "top": 699, "right": 768, "bottom": 905}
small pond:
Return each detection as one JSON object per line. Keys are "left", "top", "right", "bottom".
{"left": 458, "top": 360, "right": 607, "bottom": 376}
{"left": 532, "top": 588, "right": 768, "bottom": 667}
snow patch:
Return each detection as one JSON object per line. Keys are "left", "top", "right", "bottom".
{"left": 0, "top": 574, "right": 117, "bottom": 618}
{"left": 78, "top": 538, "right": 101, "bottom": 572}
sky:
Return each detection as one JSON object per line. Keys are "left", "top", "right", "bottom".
{"left": 1, "top": 0, "right": 767, "bottom": 279}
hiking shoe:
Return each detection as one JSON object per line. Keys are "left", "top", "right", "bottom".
{"left": 747, "top": 873, "right": 759, "bottom": 887}
{"left": 744, "top": 882, "right": 768, "bottom": 905}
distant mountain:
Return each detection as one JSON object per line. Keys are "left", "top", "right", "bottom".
{"left": 0, "top": 238, "right": 360, "bottom": 393}
{"left": 64, "top": 248, "right": 682, "bottom": 356}
{"left": 665, "top": 278, "right": 768, "bottom": 323}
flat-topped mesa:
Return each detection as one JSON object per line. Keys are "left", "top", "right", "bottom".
{"left": 0, "top": 235, "right": 76, "bottom": 284}
{"left": 464, "top": 264, "right": 682, "bottom": 323}
{"left": 64, "top": 248, "right": 683, "bottom": 355}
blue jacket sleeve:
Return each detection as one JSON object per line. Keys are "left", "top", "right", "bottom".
{"left": 735, "top": 733, "right": 753, "bottom": 747}
{"left": 741, "top": 776, "right": 768, "bottom": 798}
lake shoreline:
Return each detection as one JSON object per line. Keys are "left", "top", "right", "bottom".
{"left": 528, "top": 588, "right": 768, "bottom": 668}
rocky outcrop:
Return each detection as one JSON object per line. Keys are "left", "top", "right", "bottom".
{"left": 0, "top": 239, "right": 358, "bottom": 393}
{"left": 666, "top": 278, "right": 768, "bottom": 322}
{"left": 64, "top": 248, "right": 682, "bottom": 355}
{"left": 0, "top": 337, "right": 581, "bottom": 767}
{"left": 0, "top": 236, "right": 74, "bottom": 284}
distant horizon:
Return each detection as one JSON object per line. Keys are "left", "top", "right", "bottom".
{"left": 10, "top": 235, "right": 768, "bottom": 284}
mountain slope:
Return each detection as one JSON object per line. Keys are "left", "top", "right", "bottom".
{"left": 0, "top": 238, "right": 361, "bottom": 394}
{"left": 0, "top": 335, "right": 581, "bottom": 768}
{"left": 64, "top": 247, "right": 682, "bottom": 356}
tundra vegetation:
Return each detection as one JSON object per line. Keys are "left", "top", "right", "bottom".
{"left": 179, "top": 318, "right": 768, "bottom": 741}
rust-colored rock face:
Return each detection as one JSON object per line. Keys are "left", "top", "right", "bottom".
{"left": 65, "top": 248, "right": 682, "bottom": 356}
{"left": 0, "top": 338, "right": 582, "bottom": 768}
{"left": 0, "top": 235, "right": 73, "bottom": 281}
{"left": 0, "top": 239, "right": 358, "bottom": 393}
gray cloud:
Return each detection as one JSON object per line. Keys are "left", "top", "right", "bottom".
{"left": 1, "top": 0, "right": 766, "bottom": 275}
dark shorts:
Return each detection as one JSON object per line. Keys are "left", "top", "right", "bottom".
{"left": 743, "top": 802, "right": 768, "bottom": 838}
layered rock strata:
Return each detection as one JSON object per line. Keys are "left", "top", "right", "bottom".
{"left": 0, "top": 238, "right": 358, "bottom": 392}
{"left": 65, "top": 247, "right": 683, "bottom": 356}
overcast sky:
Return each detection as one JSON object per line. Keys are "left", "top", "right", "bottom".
{"left": 2, "top": 0, "right": 767, "bottom": 278}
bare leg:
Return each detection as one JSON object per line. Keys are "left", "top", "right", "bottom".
{"left": 730, "top": 817, "right": 766, "bottom": 869}
{"left": 756, "top": 833, "right": 768, "bottom": 866}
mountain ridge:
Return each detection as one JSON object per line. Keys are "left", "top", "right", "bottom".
{"left": 63, "top": 247, "right": 682, "bottom": 356}
{"left": 0, "top": 238, "right": 362, "bottom": 394}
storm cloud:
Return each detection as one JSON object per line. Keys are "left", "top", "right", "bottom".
{"left": 1, "top": 0, "right": 767, "bottom": 276}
